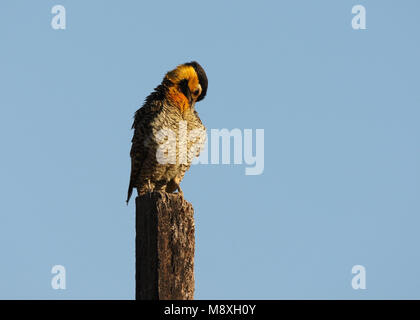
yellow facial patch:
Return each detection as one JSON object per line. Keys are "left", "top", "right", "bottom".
{"left": 165, "top": 65, "right": 200, "bottom": 113}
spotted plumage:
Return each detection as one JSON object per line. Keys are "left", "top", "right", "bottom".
{"left": 126, "top": 62, "right": 208, "bottom": 204}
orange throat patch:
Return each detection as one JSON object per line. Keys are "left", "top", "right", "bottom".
{"left": 167, "top": 86, "right": 190, "bottom": 113}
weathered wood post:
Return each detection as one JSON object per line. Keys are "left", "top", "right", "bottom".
{"left": 135, "top": 192, "right": 195, "bottom": 300}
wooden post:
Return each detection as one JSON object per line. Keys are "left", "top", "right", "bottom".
{"left": 135, "top": 192, "right": 195, "bottom": 300}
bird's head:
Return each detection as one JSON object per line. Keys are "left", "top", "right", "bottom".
{"left": 164, "top": 61, "right": 208, "bottom": 112}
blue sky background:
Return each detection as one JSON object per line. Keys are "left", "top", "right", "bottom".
{"left": 0, "top": 0, "right": 419, "bottom": 299}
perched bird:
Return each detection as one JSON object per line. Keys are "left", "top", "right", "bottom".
{"left": 126, "top": 62, "right": 208, "bottom": 204}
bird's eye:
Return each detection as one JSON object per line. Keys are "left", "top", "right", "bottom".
{"left": 193, "top": 90, "right": 200, "bottom": 96}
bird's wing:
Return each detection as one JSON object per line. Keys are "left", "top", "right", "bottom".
{"left": 126, "top": 102, "right": 162, "bottom": 203}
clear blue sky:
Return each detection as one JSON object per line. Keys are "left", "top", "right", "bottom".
{"left": 0, "top": 0, "right": 419, "bottom": 299}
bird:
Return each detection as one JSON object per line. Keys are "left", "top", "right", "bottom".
{"left": 126, "top": 61, "right": 208, "bottom": 204}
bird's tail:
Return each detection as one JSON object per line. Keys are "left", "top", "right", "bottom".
{"left": 126, "top": 182, "right": 134, "bottom": 205}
